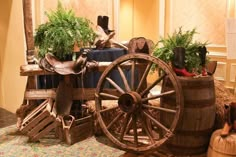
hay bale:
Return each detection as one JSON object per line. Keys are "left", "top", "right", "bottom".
{"left": 214, "top": 79, "right": 236, "bottom": 129}
{"left": 85, "top": 100, "right": 119, "bottom": 135}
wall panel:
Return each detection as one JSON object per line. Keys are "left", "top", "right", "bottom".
{"left": 119, "top": 0, "right": 159, "bottom": 42}
{"left": 35, "top": 0, "right": 114, "bottom": 31}
{"left": 170, "top": 0, "right": 226, "bottom": 45}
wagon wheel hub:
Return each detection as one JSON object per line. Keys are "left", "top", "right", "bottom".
{"left": 118, "top": 92, "right": 142, "bottom": 113}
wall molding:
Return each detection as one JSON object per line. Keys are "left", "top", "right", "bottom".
{"left": 214, "top": 62, "right": 227, "bottom": 81}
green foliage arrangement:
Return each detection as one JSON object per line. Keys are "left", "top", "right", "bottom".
{"left": 34, "top": 2, "right": 96, "bottom": 60}
{"left": 152, "top": 27, "right": 208, "bottom": 72}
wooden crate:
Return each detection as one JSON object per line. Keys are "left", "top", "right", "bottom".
{"left": 20, "top": 99, "right": 57, "bottom": 141}
{"left": 56, "top": 115, "right": 94, "bottom": 145}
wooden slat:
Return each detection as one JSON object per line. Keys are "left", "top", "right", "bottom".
{"left": 21, "top": 0, "right": 38, "bottom": 108}
{"left": 20, "top": 61, "right": 147, "bottom": 76}
{"left": 21, "top": 99, "right": 49, "bottom": 125}
{"left": 24, "top": 89, "right": 57, "bottom": 99}
{"left": 22, "top": 0, "right": 34, "bottom": 57}
{"left": 73, "top": 88, "right": 96, "bottom": 100}
{"left": 31, "top": 121, "right": 57, "bottom": 141}
{"left": 20, "top": 64, "right": 55, "bottom": 76}
{"left": 20, "top": 62, "right": 112, "bottom": 76}
{"left": 24, "top": 88, "right": 120, "bottom": 100}
{"left": 28, "top": 115, "right": 54, "bottom": 137}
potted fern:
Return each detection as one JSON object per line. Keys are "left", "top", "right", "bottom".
{"left": 152, "top": 27, "right": 208, "bottom": 75}
{"left": 34, "top": 2, "right": 96, "bottom": 60}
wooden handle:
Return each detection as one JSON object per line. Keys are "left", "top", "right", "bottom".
{"left": 22, "top": 0, "right": 35, "bottom": 63}
{"left": 62, "top": 115, "right": 75, "bottom": 129}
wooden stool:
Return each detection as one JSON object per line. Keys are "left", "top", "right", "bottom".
{"left": 207, "top": 129, "right": 236, "bottom": 157}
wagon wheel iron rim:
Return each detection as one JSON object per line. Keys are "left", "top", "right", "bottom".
{"left": 95, "top": 53, "right": 183, "bottom": 153}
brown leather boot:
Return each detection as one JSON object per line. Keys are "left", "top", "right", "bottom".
{"left": 102, "top": 16, "right": 114, "bottom": 35}
{"left": 234, "top": 120, "right": 236, "bottom": 130}
{"left": 221, "top": 104, "right": 233, "bottom": 137}
{"left": 172, "top": 47, "right": 195, "bottom": 77}
{"left": 231, "top": 102, "right": 236, "bottom": 130}
{"left": 199, "top": 46, "right": 208, "bottom": 76}
{"left": 221, "top": 122, "right": 232, "bottom": 137}
{"left": 97, "top": 15, "right": 103, "bottom": 28}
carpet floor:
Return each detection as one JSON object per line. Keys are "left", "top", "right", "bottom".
{"left": 0, "top": 108, "right": 207, "bottom": 157}
{"left": 0, "top": 125, "right": 127, "bottom": 157}
{"left": 0, "top": 108, "right": 126, "bottom": 157}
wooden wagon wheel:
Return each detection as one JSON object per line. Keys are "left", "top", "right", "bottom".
{"left": 95, "top": 53, "right": 183, "bottom": 153}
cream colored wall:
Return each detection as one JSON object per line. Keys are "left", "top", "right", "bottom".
{"left": 0, "top": 0, "right": 27, "bottom": 112}
{"left": 170, "top": 0, "right": 226, "bottom": 45}
{"left": 119, "top": 0, "right": 133, "bottom": 41}
{"left": 165, "top": 0, "right": 236, "bottom": 91}
{"left": 35, "top": 0, "right": 114, "bottom": 32}
{"left": 119, "top": 0, "right": 159, "bottom": 42}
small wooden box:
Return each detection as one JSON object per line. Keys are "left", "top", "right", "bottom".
{"left": 20, "top": 99, "right": 57, "bottom": 141}
{"left": 56, "top": 115, "right": 94, "bottom": 145}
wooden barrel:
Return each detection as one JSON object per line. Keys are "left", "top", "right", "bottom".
{"left": 207, "top": 129, "right": 236, "bottom": 157}
{"left": 161, "top": 76, "right": 216, "bottom": 156}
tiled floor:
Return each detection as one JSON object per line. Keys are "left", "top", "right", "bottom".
{"left": 0, "top": 108, "right": 17, "bottom": 128}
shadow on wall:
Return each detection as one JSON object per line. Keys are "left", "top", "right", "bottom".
{"left": 0, "top": 0, "right": 13, "bottom": 107}
{"left": 0, "top": 0, "right": 13, "bottom": 69}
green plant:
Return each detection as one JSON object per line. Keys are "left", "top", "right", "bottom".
{"left": 34, "top": 1, "right": 96, "bottom": 60}
{"left": 152, "top": 27, "right": 208, "bottom": 73}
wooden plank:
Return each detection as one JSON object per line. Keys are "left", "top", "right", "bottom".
{"left": 24, "top": 89, "right": 57, "bottom": 99}
{"left": 21, "top": 110, "right": 50, "bottom": 133}
{"left": 21, "top": 100, "right": 49, "bottom": 124}
{"left": 65, "top": 120, "right": 93, "bottom": 145}
{"left": 21, "top": 0, "right": 38, "bottom": 108}
{"left": 22, "top": 0, "right": 35, "bottom": 61}
{"left": 20, "top": 64, "right": 54, "bottom": 76}
{"left": 24, "top": 88, "right": 120, "bottom": 100}
{"left": 31, "top": 121, "right": 57, "bottom": 141}
{"left": 20, "top": 62, "right": 111, "bottom": 76}
{"left": 73, "top": 88, "right": 96, "bottom": 100}
{"left": 27, "top": 115, "right": 54, "bottom": 137}
{"left": 20, "top": 61, "right": 147, "bottom": 76}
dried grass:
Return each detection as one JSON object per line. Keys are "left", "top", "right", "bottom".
{"left": 214, "top": 79, "right": 236, "bottom": 129}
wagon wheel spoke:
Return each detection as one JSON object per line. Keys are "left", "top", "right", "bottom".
{"left": 117, "top": 65, "right": 131, "bottom": 92}
{"left": 142, "top": 110, "right": 171, "bottom": 134}
{"left": 131, "top": 59, "right": 135, "bottom": 90}
{"left": 106, "top": 77, "right": 125, "bottom": 94}
{"left": 125, "top": 116, "right": 133, "bottom": 134}
{"left": 120, "top": 113, "right": 132, "bottom": 141}
{"left": 142, "top": 104, "right": 177, "bottom": 114}
{"left": 141, "top": 90, "right": 175, "bottom": 102}
{"left": 132, "top": 114, "right": 138, "bottom": 145}
{"left": 99, "top": 92, "right": 119, "bottom": 100}
{"left": 139, "top": 111, "right": 155, "bottom": 144}
{"left": 98, "top": 106, "right": 119, "bottom": 113}
{"left": 140, "top": 73, "right": 167, "bottom": 97}
{"left": 136, "top": 62, "right": 152, "bottom": 93}
{"left": 107, "top": 111, "right": 124, "bottom": 130}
